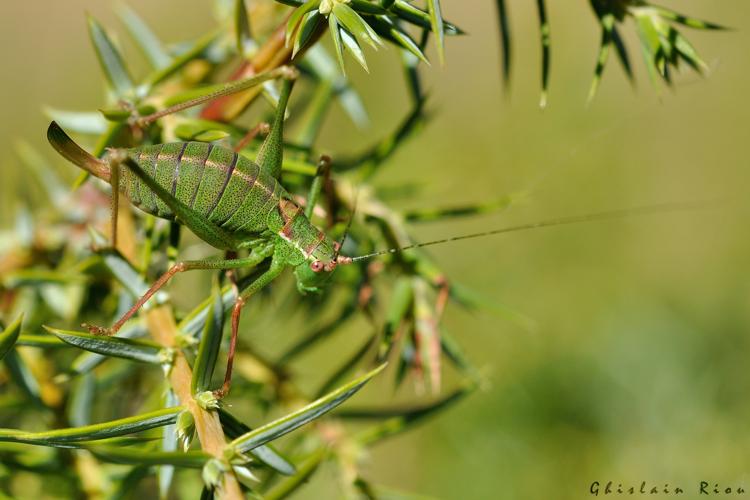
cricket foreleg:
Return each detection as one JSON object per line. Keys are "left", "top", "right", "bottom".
{"left": 214, "top": 259, "right": 286, "bottom": 398}
{"left": 84, "top": 254, "right": 269, "bottom": 336}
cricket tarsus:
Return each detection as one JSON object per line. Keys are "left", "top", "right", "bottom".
{"left": 82, "top": 323, "right": 113, "bottom": 336}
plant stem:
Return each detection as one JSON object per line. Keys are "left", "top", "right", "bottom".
{"left": 146, "top": 307, "right": 243, "bottom": 500}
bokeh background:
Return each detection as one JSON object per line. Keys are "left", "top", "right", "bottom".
{"left": 1, "top": 1, "right": 749, "bottom": 499}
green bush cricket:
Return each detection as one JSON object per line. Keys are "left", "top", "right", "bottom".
{"left": 47, "top": 67, "right": 352, "bottom": 397}
{"left": 46, "top": 66, "right": 710, "bottom": 399}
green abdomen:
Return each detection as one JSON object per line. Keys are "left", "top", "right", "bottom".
{"left": 117, "top": 142, "right": 285, "bottom": 236}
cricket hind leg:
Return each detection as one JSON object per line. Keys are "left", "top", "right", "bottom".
{"left": 83, "top": 253, "right": 271, "bottom": 336}
{"left": 136, "top": 66, "right": 298, "bottom": 128}
{"left": 213, "top": 258, "right": 286, "bottom": 399}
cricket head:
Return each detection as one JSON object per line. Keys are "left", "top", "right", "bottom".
{"left": 294, "top": 236, "right": 352, "bottom": 294}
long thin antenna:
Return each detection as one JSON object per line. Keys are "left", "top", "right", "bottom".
{"left": 335, "top": 186, "right": 359, "bottom": 259}
{"left": 348, "top": 201, "right": 716, "bottom": 263}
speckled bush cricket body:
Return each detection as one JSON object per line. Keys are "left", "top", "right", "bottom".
{"left": 47, "top": 68, "right": 354, "bottom": 397}
{"left": 46, "top": 66, "right": 707, "bottom": 399}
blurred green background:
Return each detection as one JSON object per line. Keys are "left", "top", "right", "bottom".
{"left": 1, "top": 1, "right": 749, "bottom": 499}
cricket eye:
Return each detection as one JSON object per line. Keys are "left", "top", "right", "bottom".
{"left": 310, "top": 260, "right": 324, "bottom": 273}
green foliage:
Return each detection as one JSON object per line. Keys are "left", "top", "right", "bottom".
{"left": 497, "top": 0, "right": 722, "bottom": 103}
{"left": 0, "top": 1, "right": 723, "bottom": 499}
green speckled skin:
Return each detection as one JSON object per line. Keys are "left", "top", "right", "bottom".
{"left": 46, "top": 76, "right": 338, "bottom": 298}
{"left": 110, "top": 141, "right": 335, "bottom": 268}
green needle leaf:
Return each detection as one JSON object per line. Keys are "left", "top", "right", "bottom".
{"left": 43, "top": 108, "right": 108, "bottom": 135}
{"left": 332, "top": 3, "right": 383, "bottom": 51}
{"left": 588, "top": 14, "right": 615, "bottom": 103}
{"left": 263, "top": 448, "right": 327, "bottom": 500}
{"left": 0, "top": 315, "right": 23, "bottom": 361}
{"left": 391, "top": 1, "right": 462, "bottom": 36}
{"left": 89, "top": 446, "right": 210, "bottom": 468}
{"left": 191, "top": 285, "right": 225, "bottom": 394}
{"left": 354, "top": 385, "right": 474, "bottom": 445}
{"left": 403, "top": 193, "right": 517, "bottom": 222}
{"left": 653, "top": 7, "right": 726, "bottom": 31}
{"left": 17, "top": 334, "right": 67, "bottom": 349}
{"left": 218, "top": 409, "right": 296, "bottom": 476}
{"left": 536, "top": 0, "right": 550, "bottom": 108}
{"left": 340, "top": 28, "right": 369, "bottom": 73}
{"left": 143, "top": 30, "right": 218, "bottom": 89}
{"left": 99, "top": 106, "right": 132, "bottom": 122}
{"left": 117, "top": 3, "right": 171, "bottom": 70}
{"left": 286, "top": 0, "right": 319, "bottom": 47}
{"left": 329, "top": 15, "right": 347, "bottom": 74}
{"left": 87, "top": 235, "right": 168, "bottom": 304}
{"left": 426, "top": 0, "right": 445, "bottom": 65}
{"left": 44, "top": 326, "right": 168, "bottom": 365}
{"left": 293, "top": 11, "right": 323, "bottom": 59}
{"left": 178, "top": 285, "right": 236, "bottom": 338}
{"left": 673, "top": 30, "right": 707, "bottom": 72}
{"left": 87, "top": 14, "right": 134, "bottom": 97}
{"left": 368, "top": 17, "right": 429, "bottom": 65}
{"left": 234, "top": 0, "right": 255, "bottom": 56}
{"left": 315, "top": 335, "right": 376, "bottom": 398}
{"left": 496, "top": 0, "right": 511, "bottom": 85}
{"left": 349, "top": 0, "right": 388, "bottom": 15}
{"left": 230, "top": 363, "right": 387, "bottom": 454}
{"left": 379, "top": 278, "right": 413, "bottom": 361}
{"left": 70, "top": 323, "right": 148, "bottom": 375}
{"left": 174, "top": 124, "right": 232, "bottom": 143}
{"left": 611, "top": 25, "right": 633, "bottom": 83}
{"left": 3, "top": 350, "right": 43, "bottom": 407}
{"left": 0, "top": 407, "right": 183, "bottom": 447}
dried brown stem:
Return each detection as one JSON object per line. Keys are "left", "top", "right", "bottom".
{"left": 147, "top": 307, "right": 243, "bottom": 500}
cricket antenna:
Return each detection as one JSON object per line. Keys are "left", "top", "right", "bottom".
{"left": 340, "top": 201, "right": 718, "bottom": 264}
{"left": 334, "top": 187, "right": 359, "bottom": 261}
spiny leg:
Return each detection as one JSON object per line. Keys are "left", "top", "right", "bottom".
{"left": 84, "top": 254, "right": 270, "bottom": 336}
{"left": 214, "top": 259, "right": 286, "bottom": 398}
{"left": 136, "top": 66, "right": 298, "bottom": 127}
